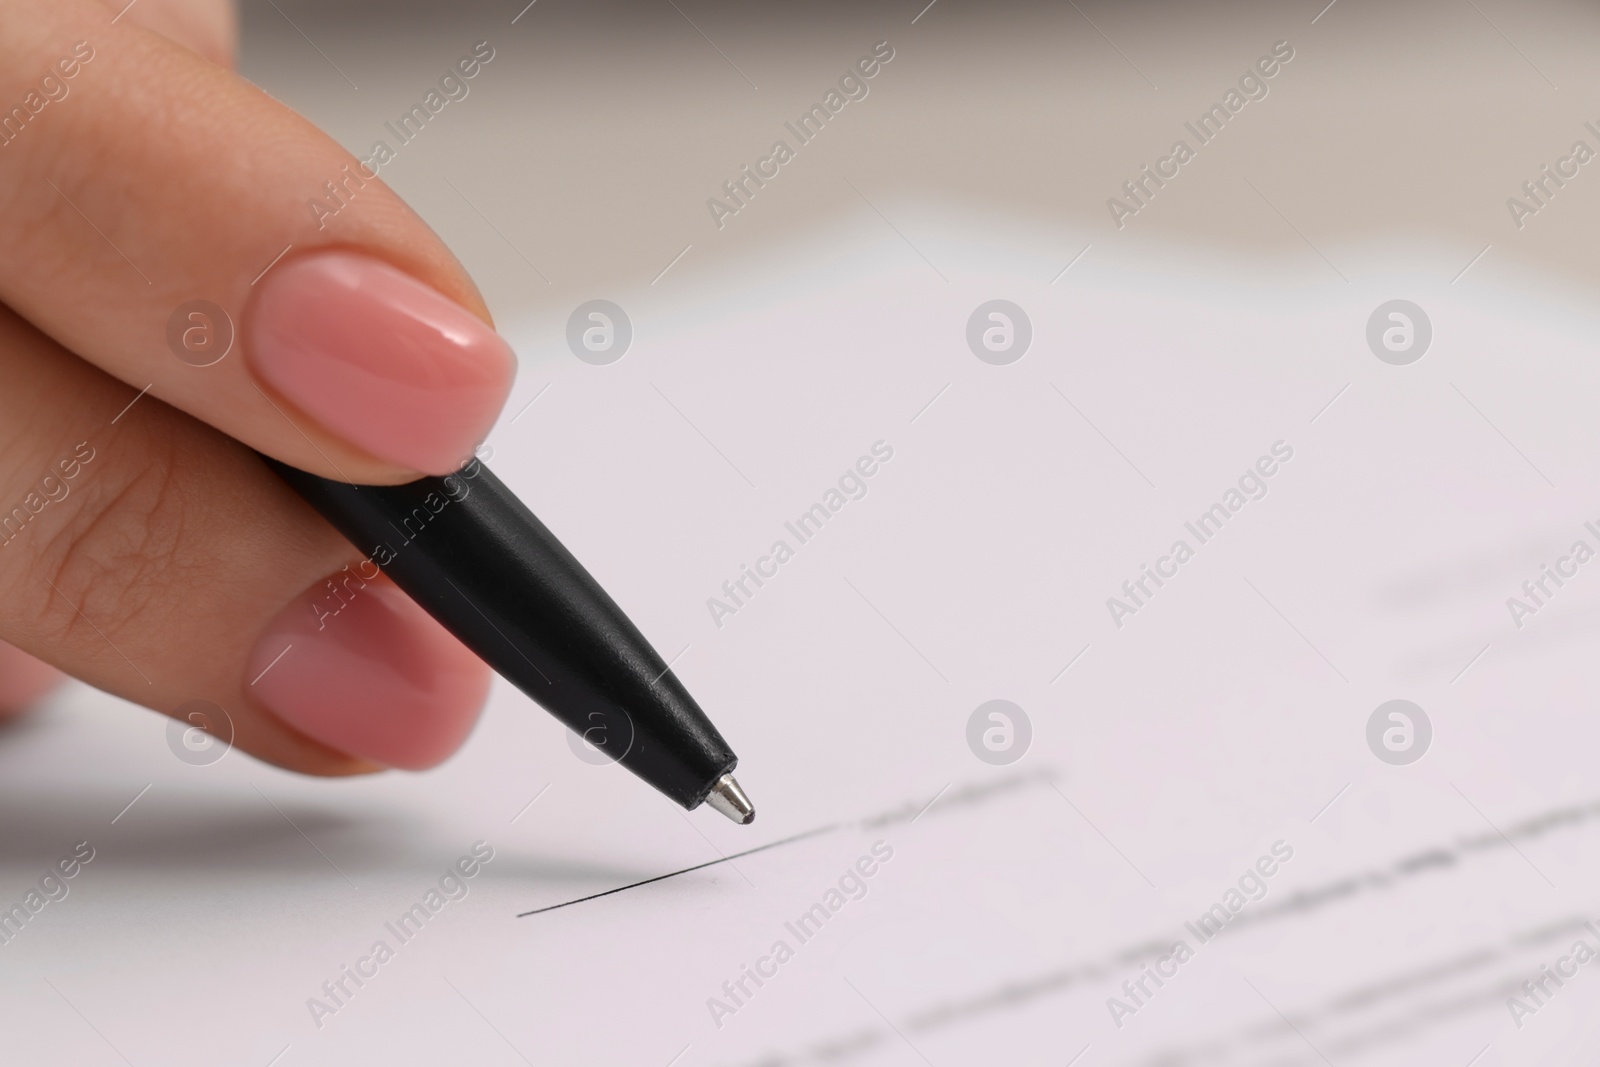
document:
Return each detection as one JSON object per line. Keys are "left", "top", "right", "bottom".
{"left": 2, "top": 223, "right": 1598, "bottom": 1067}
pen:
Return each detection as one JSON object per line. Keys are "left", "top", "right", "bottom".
{"left": 260, "top": 453, "right": 755, "bottom": 825}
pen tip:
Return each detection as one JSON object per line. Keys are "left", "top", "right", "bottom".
{"left": 706, "top": 773, "right": 755, "bottom": 825}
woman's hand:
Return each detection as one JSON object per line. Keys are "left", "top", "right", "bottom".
{"left": 0, "top": 0, "right": 517, "bottom": 773}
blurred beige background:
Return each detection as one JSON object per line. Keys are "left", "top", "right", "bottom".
{"left": 241, "top": 0, "right": 1600, "bottom": 319}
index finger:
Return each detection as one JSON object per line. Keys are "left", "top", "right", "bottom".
{"left": 0, "top": 0, "right": 516, "bottom": 481}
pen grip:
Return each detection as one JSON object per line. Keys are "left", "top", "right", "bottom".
{"left": 261, "top": 455, "right": 737, "bottom": 809}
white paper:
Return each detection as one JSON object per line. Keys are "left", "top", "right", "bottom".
{"left": 5, "top": 219, "right": 1600, "bottom": 1067}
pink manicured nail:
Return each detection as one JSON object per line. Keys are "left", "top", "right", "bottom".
{"left": 248, "top": 251, "right": 515, "bottom": 475}
{"left": 0, "top": 643, "right": 61, "bottom": 715}
{"left": 247, "top": 575, "right": 490, "bottom": 769}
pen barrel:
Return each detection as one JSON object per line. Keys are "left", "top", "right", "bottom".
{"left": 263, "top": 456, "right": 737, "bottom": 809}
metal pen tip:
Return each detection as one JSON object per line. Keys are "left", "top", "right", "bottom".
{"left": 705, "top": 773, "right": 755, "bottom": 825}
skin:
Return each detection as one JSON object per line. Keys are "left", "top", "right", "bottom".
{"left": 0, "top": 0, "right": 497, "bottom": 773}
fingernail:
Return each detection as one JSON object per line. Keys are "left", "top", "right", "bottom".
{"left": 0, "top": 643, "right": 61, "bottom": 716}
{"left": 247, "top": 574, "right": 490, "bottom": 769}
{"left": 248, "top": 251, "right": 515, "bottom": 475}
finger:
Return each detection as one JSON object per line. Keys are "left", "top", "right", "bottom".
{"left": 95, "top": 0, "right": 236, "bottom": 68}
{"left": 0, "top": 642, "right": 61, "bottom": 716}
{"left": 0, "top": 300, "right": 492, "bottom": 773}
{"left": 0, "top": 0, "right": 515, "bottom": 483}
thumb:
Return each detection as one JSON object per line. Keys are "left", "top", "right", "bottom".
{"left": 95, "top": 0, "right": 236, "bottom": 69}
{"left": 0, "top": 0, "right": 515, "bottom": 484}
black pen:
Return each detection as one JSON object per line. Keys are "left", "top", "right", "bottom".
{"left": 260, "top": 453, "right": 755, "bottom": 824}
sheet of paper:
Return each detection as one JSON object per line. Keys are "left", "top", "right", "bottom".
{"left": 4, "top": 219, "right": 1600, "bottom": 1067}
